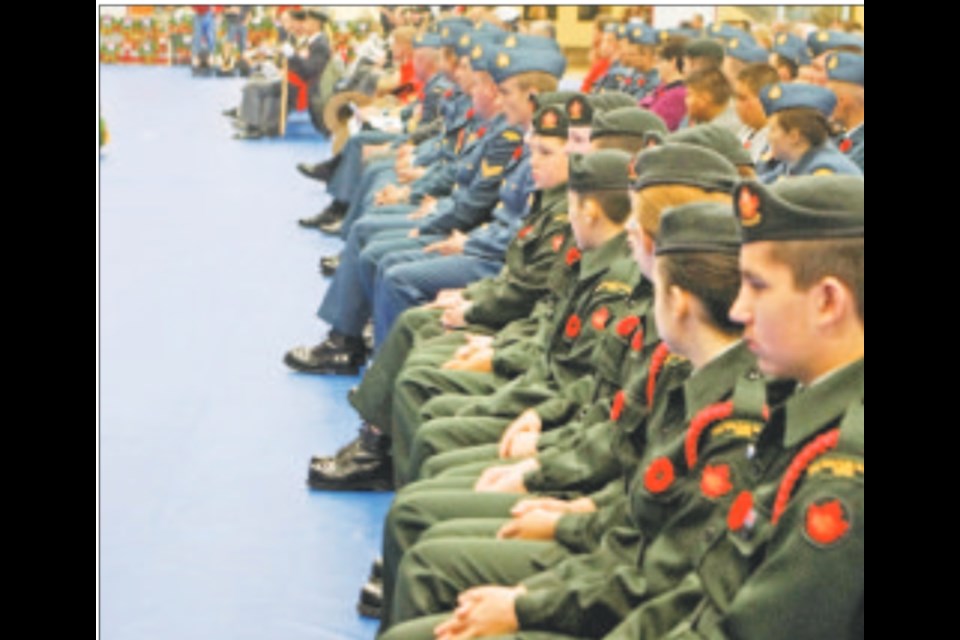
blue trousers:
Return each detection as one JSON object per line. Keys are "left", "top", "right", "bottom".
{"left": 372, "top": 252, "right": 503, "bottom": 347}
{"left": 340, "top": 161, "right": 399, "bottom": 238}
{"left": 328, "top": 130, "right": 400, "bottom": 206}
{"left": 192, "top": 13, "right": 216, "bottom": 56}
{"left": 317, "top": 213, "right": 423, "bottom": 337}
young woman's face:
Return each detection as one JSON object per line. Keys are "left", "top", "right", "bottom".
{"left": 565, "top": 127, "right": 593, "bottom": 155}
{"left": 529, "top": 135, "right": 569, "bottom": 190}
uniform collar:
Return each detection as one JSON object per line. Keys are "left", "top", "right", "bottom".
{"left": 579, "top": 231, "right": 630, "bottom": 280}
{"left": 783, "top": 358, "right": 864, "bottom": 448}
{"left": 540, "top": 183, "right": 568, "bottom": 210}
{"left": 683, "top": 340, "right": 757, "bottom": 419}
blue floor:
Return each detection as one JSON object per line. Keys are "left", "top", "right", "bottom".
{"left": 99, "top": 66, "right": 390, "bottom": 640}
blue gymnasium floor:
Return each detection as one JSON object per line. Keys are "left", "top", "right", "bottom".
{"left": 99, "top": 66, "right": 391, "bottom": 639}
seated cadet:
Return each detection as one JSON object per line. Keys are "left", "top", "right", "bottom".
{"left": 732, "top": 62, "right": 781, "bottom": 164}
{"left": 373, "top": 144, "right": 739, "bottom": 631}
{"left": 589, "top": 24, "right": 630, "bottom": 93}
{"left": 682, "top": 38, "right": 725, "bottom": 77}
{"left": 770, "top": 31, "right": 810, "bottom": 81}
{"left": 824, "top": 52, "right": 864, "bottom": 173}
{"left": 758, "top": 82, "right": 862, "bottom": 182}
{"left": 800, "top": 29, "right": 864, "bottom": 86}
{"left": 378, "top": 198, "right": 772, "bottom": 640}
{"left": 283, "top": 41, "right": 530, "bottom": 376}
{"left": 615, "top": 23, "right": 661, "bottom": 100}
{"left": 602, "top": 175, "right": 864, "bottom": 640}
{"left": 722, "top": 36, "right": 770, "bottom": 86}
{"left": 296, "top": 27, "right": 459, "bottom": 233}
{"left": 232, "top": 9, "right": 332, "bottom": 139}
{"left": 639, "top": 35, "right": 688, "bottom": 132}
{"left": 683, "top": 67, "right": 742, "bottom": 134}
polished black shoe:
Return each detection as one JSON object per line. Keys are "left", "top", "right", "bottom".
{"left": 318, "top": 217, "right": 344, "bottom": 236}
{"left": 356, "top": 580, "right": 383, "bottom": 619}
{"left": 284, "top": 333, "right": 367, "bottom": 374}
{"left": 307, "top": 425, "right": 392, "bottom": 491}
{"left": 309, "top": 423, "right": 381, "bottom": 464}
{"left": 319, "top": 254, "right": 340, "bottom": 276}
{"left": 298, "top": 200, "right": 348, "bottom": 229}
{"left": 296, "top": 154, "right": 341, "bottom": 182}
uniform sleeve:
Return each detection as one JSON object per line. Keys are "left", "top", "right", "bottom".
{"left": 524, "top": 417, "right": 624, "bottom": 495}
{"left": 463, "top": 210, "right": 526, "bottom": 261}
{"left": 554, "top": 483, "right": 628, "bottom": 553}
{"left": 409, "top": 162, "right": 458, "bottom": 201}
{"left": 417, "top": 131, "right": 522, "bottom": 236}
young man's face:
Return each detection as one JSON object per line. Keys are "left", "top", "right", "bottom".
{"left": 499, "top": 76, "right": 536, "bottom": 127}
{"left": 598, "top": 32, "right": 617, "bottom": 59}
{"left": 454, "top": 56, "right": 475, "bottom": 92}
{"left": 529, "top": 134, "right": 568, "bottom": 190}
{"left": 730, "top": 242, "right": 817, "bottom": 380}
{"left": 567, "top": 191, "right": 593, "bottom": 250}
{"left": 655, "top": 56, "right": 677, "bottom": 81}
{"left": 470, "top": 73, "right": 499, "bottom": 119}
{"left": 651, "top": 256, "right": 683, "bottom": 355}
{"left": 684, "top": 88, "right": 711, "bottom": 122}
{"left": 733, "top": 80, "right": 766, "bottom": 130}
{"left": 627, "top": 191, "right": 655, "bottom": 278}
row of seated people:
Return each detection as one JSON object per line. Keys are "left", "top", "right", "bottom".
{"left": 275, "top": 13, "right": 863, "bottom": 639}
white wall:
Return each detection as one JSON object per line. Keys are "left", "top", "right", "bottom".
{"left": 651, "top": 6, "right": 717, "bottom": 29}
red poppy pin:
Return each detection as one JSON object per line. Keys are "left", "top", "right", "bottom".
{"left": 565, "top": 314, "right": 582, "bottom": 339}
{"left": 476, "top": 126, "right": 487, "bottom": 138}
{"left": 551, "top": 234, "right": 564, "bottom": 252}
{"left": 839, "top": 138, "right": 853, "bottom": 154}
{"left": 610, "top": 390, "right": 626, "bottom": 422}
{"left": 804, "top": 498, "right": 851, "bottom": 547}
{"left": 637, "top": 76, "right": 646, "bottom": 87}
{"left": 565, "top": 247, "right": 582, "bottom": 267}
{"left": 738, "top": 188, "right": 762, "bottom": 227}
{"left": 512, "top": 145, "right": 524, "bottom": 161}
{"left": 591, "top": 307, "right": 611, "bottom": 331}
{"left": 644, "top": 457, "right": 675, "bottom": 494}
{"left": 616, "top": 316, "right": 640, "bottom": 339}
{"left": 700, "top": 464, "right": 734, "bottom": 499}
{"left": 728, "top": 490, "right": 756, "bottom": 532}
{"left": 465, "top": 108, "right": 475, "bottom": 120}
{"left": 444, "top": 88, "right": 454, "bottom": 99}
{"left": 743, "top": 138, "right": 752, "bottom": 150}
{"left": 518, "top": 225, "right": 533, "bottom": 239}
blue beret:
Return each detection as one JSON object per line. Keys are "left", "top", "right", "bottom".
{"left": 807, "top": 30, "right": 864, "bottom": 57}
{"left": 772, "top": 32, "right": 811, "bottom": 66}
{"left": 500, "top": 33, "right": 560, "bottom": 52}
{"left": 615, "top": 24, "right": 629, "bottom": 40}
{"left": 707, "top": 23, "right": 757, "bottom": 46}
{"left": 602, "top": 22, "right": 621, "bottom": 35}
{"left": 759, "top": 82, "right": 837, "bottom": 118}
{"left": 726, "top": 38, "right": 770, "bottom": 63}
{"left": 467, "top": 41, "right": 496, "bottom": 73}
{"left": 488, "top": 44, "right": 567, "bottom": 84}
{"left": 625, "top": 22, "right": 660, "bottom": 46}
{"left": 413, "top": 32, "right": 444, "bottom": 49}
{"left": 825, "top": 52, "right": 864, "bottom": 87}
{"left": 454, "top": 29, "right": 503, "bottom": 58}
{"left": 437, "top": 21, "right": 473, "bottom": 47}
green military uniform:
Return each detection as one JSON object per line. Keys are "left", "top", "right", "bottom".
{"left": 379, "top": 200, "right": 768, "bottom": 637}
{"left": 601, "top": 176, "right": 865, "bottom": 639}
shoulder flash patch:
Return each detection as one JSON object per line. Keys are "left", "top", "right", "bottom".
{"left": 807, "top": 456, "right": 864, "bottom": 479}
{"left": 481, "top": 160, "right": 504, "bottom": 178}
{"left": 596, "top": 281, "right": 633, "bottom": 296}
{"left": 502, "top": 130, "right": 522, "bottom": 142}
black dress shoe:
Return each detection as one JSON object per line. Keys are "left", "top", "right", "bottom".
{"left": 296, "top": 154, "right": 342, "bottom": 182}
{"left": 307, "top": 425, "right": 392, "bottom": 491}
{"left": 284, "top": 333, "right": 367, "bottom": 374}
{"left": 319, "top": 255, "right": 340, "bottom": 276}
{"left": 356, "top": 580, "right": 383, "bottom": 619}
{"left": 298, "top": 200, "right": 348, "bottom": 229}
{"left": 318, "top": 217, "right": 344, "bottom": 236}
{"left": 309, "top": 423, "right": 381, "bottom": 464}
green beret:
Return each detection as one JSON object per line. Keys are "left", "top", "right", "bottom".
{"left": 289, "top": 10, "right": 306, "bottom": 20}
{"left": 569, "top": 150, "right": 632, "bottom": 193}
{"left": 665, "top": 124, "right": 754, "bottom": 167}
{"left": 530, "top": 91, "right": 581, "bottom": 111}
{"left": 630, "top": 142, "right": 738, "bottom": 192}
{"left": 305, "top": 9, "right": 328, "bottom": 23}
{"left": 532, "top": 105, "right": 568, "bottom": 138}
{"left": 588, "top": 91, "right": 638, "bottom": 113}
{"left": 565, "top": 94, "right": 593, "bottom": 127}
{"left": 733, "top": 175, "right": 864, "bottom": 243}
{"left": 591, "top": 106, "right": 668, "bottom": 140}
{"left": 656, "top": 201, "right": 741, "bottom": 256}
{"left": 685, "top": 38, "right": 725, "bottom": 63}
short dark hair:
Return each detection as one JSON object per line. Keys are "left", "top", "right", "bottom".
{"left": 592, "top": 134, "right": 646, "bottom": 154}
{"left": 658, "top": 38, "right": 687, "bottom": 73}
{"left": 774, "top": 107, "right": 831, "bottom": 147}
{"left": 771, "top": 53, "right": 798, "bottom": 80}
{"left": 770, "top": 238, "right": 864, "bottom": 322}
{"left": 581, "top": 190, "right": 633, "bottom": 224}
{"left": 737, "top": 63, "right": 780, "bottom": 95}
{"left": 659, "top": 252, "right": 744, "bottom": 334}
{"left": 686, "top": 68, "right": 732, "bottom": 106}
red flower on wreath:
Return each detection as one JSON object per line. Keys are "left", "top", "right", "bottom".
{"left": 565, "top": 314, "right": 582, "bottom": 339}
{"left": 616, "top": 316, "right": 640, "bottom": 338}
{"left": 700, "top": 464, "right": 734, "bottom": 499}
{"left": 565, "top": 247, "right": 582, "bottom": 267}
{"left": 644, "top": 457, "right": 675, "bottom": 494}
{"left": 610, "top": 390, "right": 626, "bottom": 422}
{"left": 728, "top": 490, "right": 755, "bottom": 532}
